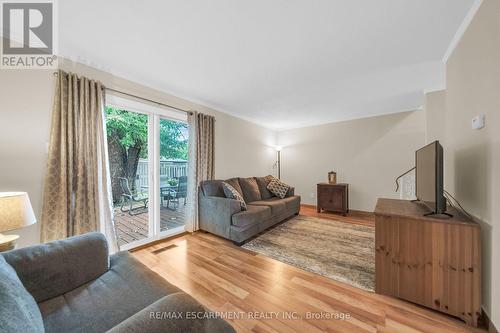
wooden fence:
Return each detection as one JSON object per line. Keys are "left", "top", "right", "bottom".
{"left": 135, "top": 159, "right": 187, "bottom": 188}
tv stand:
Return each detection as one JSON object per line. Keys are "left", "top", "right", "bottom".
{"left": 374, "top": 198, "right": 481, "bottom": 327}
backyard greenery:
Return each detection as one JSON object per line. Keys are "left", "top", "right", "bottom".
{"left": 105, "top": 107, "right": 188, "bottom": 202}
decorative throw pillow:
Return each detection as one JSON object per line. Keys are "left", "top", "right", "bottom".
{"left": 222, "top": 182, "right": 247, "bottom": 210}
{"left": 267, "top": 179, "right": 290, "bottom": 199}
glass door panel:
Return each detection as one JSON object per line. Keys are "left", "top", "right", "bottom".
{"left": 158, "top": 117, "right": 189, "bottom": 232}
{"left": 105, "top": 107, "right": 151, "bottom": 248}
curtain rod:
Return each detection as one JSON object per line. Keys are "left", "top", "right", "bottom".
{"left": 105, "top": 88, "right": 194, "bottom": 115}
{"left": 53, "top": 71, "right": 194, "bottom": 115}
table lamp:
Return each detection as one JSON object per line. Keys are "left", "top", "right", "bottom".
{"left": 0, "top": 192, "right": 37, "bottom": 251}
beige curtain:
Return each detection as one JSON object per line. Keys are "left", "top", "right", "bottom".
{"left": 186, "top": 112, "right": 215, "bottom": 232}
{"left": 41, "top": 70, "right": 118, "bottom": 252}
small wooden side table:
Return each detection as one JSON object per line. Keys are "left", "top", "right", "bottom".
{"left": 317, "top": 183, "right": 349, "bottom": 216}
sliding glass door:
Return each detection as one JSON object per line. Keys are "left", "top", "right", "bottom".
{"left": 105, "top": 107, "right": 151, "bottom": 248}
{"left": 105, "top": 95, "right": 188, "bottom": 250}
{"left": 158, "top": 117, "right": 188, "bottom": 232}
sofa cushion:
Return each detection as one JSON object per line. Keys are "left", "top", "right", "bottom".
{"left": 107, "top": 292, "right": 235, "bottom": 333}
{"left": 267, "top": 179, "right": 291, "bottom": 199}
{"left": 224, "top": 177, "right": 243, "bottom": 196}
{"left": 200, "top": 180, "right": 225, "bottom": 197}
{"left": 38, "top": 251, "right": 180, "bottom": 333}
{"left": 2, "top": 232, "right": 109, "bottom": 303}
{"left": 281, "top": 195, "right": 301, "bottom": 212}
{"left": 222, "top": 182, "right": 247, "bottom": 210}
{"left": 232, "top": 205, "right": 271, "bottom": 227}
{"left": 248, "top": 198, "right": 287, "bottom": 215}
{"left": 239, "top": 177, "right": 262, "bottom": 202}
{"left": 0, "top": 255, "right": 44, "bottom": 333}
{"left": 255, "top": 175, "right": 276, "bottom": 199}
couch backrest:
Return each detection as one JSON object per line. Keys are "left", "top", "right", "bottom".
{"left": 255, "top": 175, "right": 276, "bottom": 200}
{"left": 200, "top": 176, "right": 277, "bottom": 202}
{"left": 200, "top": 180, "right": 225, "bottom": 197}
{"left": 0, "top": 255, "right": 45, "bottom": 333}
{"left": 223, "top": 178, "right": 243, "bottom": 197}
{"left": 238, "top": 177, "right": 262, "bottom": 202}
{"left": 2, "top": 232, "right": 110, "bottom": 303}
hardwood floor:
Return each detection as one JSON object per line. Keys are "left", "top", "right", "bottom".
{"left": 132, "top": 205, "right": 484, "bottom": 333}
{"left": 300, "top": 204, "right": 375, "bottom": 227}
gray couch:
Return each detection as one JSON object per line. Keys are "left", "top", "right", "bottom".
{"left": 0, "top": 232, "right": 235, "bottom": 333}
{"left": 199, "top": 176, "right": 301, "bottom": 244}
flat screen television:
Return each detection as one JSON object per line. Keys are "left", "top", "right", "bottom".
{"left": 415, "top": 140, "right": 447, "bottom": 215}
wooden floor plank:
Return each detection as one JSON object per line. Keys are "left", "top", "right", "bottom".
{"left": 132, "top": 206, "right": 485, "bottom": 333}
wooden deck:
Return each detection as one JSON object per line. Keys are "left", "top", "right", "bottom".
{"left": 114, "top": 204, "right": 186, "bottom": 247}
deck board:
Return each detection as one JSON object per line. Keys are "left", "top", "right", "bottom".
{"left": 114, "top": 203, "right": 186, "bottom": 247}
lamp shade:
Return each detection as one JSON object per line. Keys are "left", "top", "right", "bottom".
{"left": 0, "top": 192, "right": 37, "bottom": 232}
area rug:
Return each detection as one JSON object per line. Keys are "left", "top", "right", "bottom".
{"left": 242, "top": 215, "right": 375, "bottom": 291}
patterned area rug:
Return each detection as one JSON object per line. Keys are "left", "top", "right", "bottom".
{"left": 242, "top": 215, "right": 375, "bottom": 291}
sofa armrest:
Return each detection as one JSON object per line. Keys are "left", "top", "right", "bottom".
{"left": 2, "top": 232, "right": 109, "bottom": 302}
{"left": 286, "top": 186, "right": 295, "bottom": 197}
{"left": 107, "top": 292, "right": 235, "bottom": 333}
{"left": 199, "top": 193, "right": 241, "bottom": 239}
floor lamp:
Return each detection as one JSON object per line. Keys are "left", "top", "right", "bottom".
{"left": 275, "top": 146, "right": 282, "bottom": 179}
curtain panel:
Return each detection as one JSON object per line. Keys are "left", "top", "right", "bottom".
{"left": 41, "top": 70, "right": 118, "bottom": 252}
{"left": 186, "top": 112, "right": 215, "bottom": 232}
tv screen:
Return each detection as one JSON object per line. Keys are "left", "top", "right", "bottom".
{"left": 415, "top": 141, "right": 446, "bottom": 214}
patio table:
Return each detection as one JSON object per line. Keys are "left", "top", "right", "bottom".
{"left": 141, "top": 183, "right": 176, "bottom": 208}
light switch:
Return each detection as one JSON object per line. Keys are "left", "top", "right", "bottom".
{"left": 471, "top": 115, "right": 485, "bottom": 130}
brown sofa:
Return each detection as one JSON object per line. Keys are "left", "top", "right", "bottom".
{"left": 199, "top": 176, "right": 301, "bottom": 244}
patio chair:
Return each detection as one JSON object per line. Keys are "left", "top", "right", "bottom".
{"left": 117, "top": 177, "right": 148, "bottom": 215}
{"left": 163, "top": 176, "right": 188, "bottom": 210}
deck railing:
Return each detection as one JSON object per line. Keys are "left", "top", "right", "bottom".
{"left": 135, "top": 159, "right": 187, "bottom": 188}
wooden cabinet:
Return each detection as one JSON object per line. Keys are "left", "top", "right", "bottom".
{"left": 317, "top": 183, "right": 349, "bottom": 215}
{"left": 374, "top": 198, "right": 481, "bottom": 327}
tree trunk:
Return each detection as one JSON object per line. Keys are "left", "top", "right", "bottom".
{"left": 107, "top": 137, "right": 143, "bottom": 203}
{"left": 125, "top": 145, "right": 142, "bottom": 193}
{"left": 108, "top": 137, "right": 127, "bottom": 203}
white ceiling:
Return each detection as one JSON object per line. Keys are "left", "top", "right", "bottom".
{"left": 59, "top": 0, "right": 476, "bottom": 130}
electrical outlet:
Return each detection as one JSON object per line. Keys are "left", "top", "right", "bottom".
{"left": 310, "top": 192, "right": 315, "bottom": 198}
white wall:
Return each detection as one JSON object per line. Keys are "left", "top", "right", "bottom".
{"left": 278, "top": 110, "right": 426, "bottom": 211}
{"left": 0, "top": 70, "right": 53, "bottom": 247}
{"left": 424, "top": 90, "right": 446, "bottom": 144}
{"left": 425, "top": 0, "right": 500, "bottom": 326}
{"left": 0, "top": 59, "right": 276, "bottom": 247}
